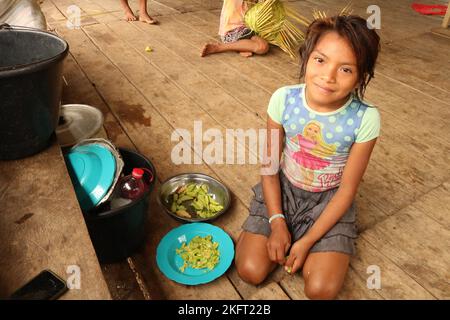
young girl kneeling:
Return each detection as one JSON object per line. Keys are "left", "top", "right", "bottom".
{"left": 235, "top": 15, "right": 381, "bottom": 300}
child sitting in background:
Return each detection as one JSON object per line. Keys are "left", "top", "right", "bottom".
{"left": 120, "top": 0, "right": 157, "bottom": 24}
{"left": 201, "top": 0, "right": 269, "bottom": 57}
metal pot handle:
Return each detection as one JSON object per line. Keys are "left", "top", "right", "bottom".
{"left": 0, "top": 24, "right": 46, "bottom": 31}
{"left": 0, "top": 23, "right": 12, "bottom": 30}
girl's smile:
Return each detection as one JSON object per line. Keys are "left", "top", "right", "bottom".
{"left": 305, "top": 31, "right": 359, "bottom": 112}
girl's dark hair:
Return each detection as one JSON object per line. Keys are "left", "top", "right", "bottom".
{"left": 299, "top": 15, "right": 380, "bottom": 101}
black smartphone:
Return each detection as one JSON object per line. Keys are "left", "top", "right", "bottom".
{"left": 10, "top": 270, "right": 68, "bottom": 300}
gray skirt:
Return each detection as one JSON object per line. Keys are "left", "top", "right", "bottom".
{"left": 242, "top": 171, "right": 358, "bottom": 255}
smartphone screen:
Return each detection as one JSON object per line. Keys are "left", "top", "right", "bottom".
{"left": 10, "top": 270, "right": 68, "bottom": 300}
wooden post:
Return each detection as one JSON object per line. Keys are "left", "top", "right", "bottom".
{"left": 442, "top": 0, "right": 450, "bottom": 28}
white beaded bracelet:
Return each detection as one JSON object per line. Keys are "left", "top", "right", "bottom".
{"left": 268, "top": 214, "right": 285, "bottom": 224}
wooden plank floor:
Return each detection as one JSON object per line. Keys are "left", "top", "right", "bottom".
{"left": 41, "top": 0, "right": 450, "bottom": 299}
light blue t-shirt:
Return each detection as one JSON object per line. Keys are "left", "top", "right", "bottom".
{"left": 268, "top": 84, "right": 380, "bottom": 192}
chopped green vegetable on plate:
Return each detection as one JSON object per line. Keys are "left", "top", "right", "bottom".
{"left": 176, "top": 235, "right": 220, "bottom": 273}
{"left": 169, "top": 183, "right": 224, "bottom": 219}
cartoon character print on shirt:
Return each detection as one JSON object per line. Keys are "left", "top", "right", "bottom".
{"left": 288, "top": 120, "right": 337, "bottom": 187}
{"left": 280, "top": 86, "right": 368, "bottom": 191}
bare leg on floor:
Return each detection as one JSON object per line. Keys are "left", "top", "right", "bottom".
{"left": 240, "top": 51, "right": 253, "bottom": 57}
{"left": 120, "top": 0, "right": 137, "bottom": 21}
{"left": 235, "top": 232, "right": 277, "bottom": 285}
{"left": 139, "top": 0, "right": 158, "bottom": 24}
{"left": 302, "top": 252, "right": 350, "bottom": 300}
{"left": 201, "top": 36, "right": 269, "bottom": 57}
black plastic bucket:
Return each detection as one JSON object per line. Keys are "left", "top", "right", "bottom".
{"left": 84, "top": 148, "right": 156, "bottom": 263}
{"left": 0, "top": 24, "right": 69, "bottom": 160}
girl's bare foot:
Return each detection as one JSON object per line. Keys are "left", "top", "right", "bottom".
{"left": 124, "top": 10, "right": 137, "bottom": 21}
{"left": 239, "top": 51, "right": 253, "bottom": 57}
{"left": 201, "top": 43, "right": 221, "bottom": 57}
{"left": 139, "top": 13, "right": 158, "bottom": 24}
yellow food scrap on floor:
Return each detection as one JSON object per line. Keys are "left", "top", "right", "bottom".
{"left": 145, "top": 46, "right": 152, "bottom": 52}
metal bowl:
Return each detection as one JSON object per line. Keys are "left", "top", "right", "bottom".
{"left": 158, "top": 173, "right": 231, "bottom": 223}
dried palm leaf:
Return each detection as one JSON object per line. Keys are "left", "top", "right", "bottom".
{"left": 312, "top": 1, "right": 353, "bottom": 20}
{"left": 244, "top": 0, "right": 311, "bottom": 59}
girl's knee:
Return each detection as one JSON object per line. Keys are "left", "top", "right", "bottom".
{"left": 256, "top": 40, "right": 269, "bottom": 55}
{"left": 235, "top": 258, "right": 269, "bottom": 285}
{"left": 304, "top": 278, "right": 341, "bottom": 300}
{"left": 252, "top": 37, "right": 269, "bottom": 55}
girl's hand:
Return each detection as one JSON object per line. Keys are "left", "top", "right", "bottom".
{"left": 284, "top": 237, "right": 314, "bottom": 274}
{"left": 266, "top": 219, "right": 291, "bottom": 264}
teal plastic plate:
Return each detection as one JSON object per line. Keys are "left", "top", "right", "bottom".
{"left": 156, "top": 223, "right": 234, "bottom": 285}
{"left": 66, "top": 144, "right": 116, "bottom": 211}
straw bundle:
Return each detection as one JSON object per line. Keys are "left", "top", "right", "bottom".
{"left": 312, "top": 2, "right": 353, "bottom": 20}
{"left": 244, "top": 0, "right": 311, "bottom": 59}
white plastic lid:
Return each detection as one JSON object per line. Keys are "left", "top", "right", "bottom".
{"left": 56, "top": 104, "right": 104, "bottom": 147}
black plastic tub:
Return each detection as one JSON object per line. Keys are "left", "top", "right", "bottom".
{"left": 0, "top": 24, "right": 69, "bottom": 160}
{"left": 84, "top": 148, "right": 156, "bottom": 263}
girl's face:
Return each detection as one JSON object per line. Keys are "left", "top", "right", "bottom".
{"left": 305, "top": 31, "right": 359, "bottom": 111}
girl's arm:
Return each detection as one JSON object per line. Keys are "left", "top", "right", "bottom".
{"left": 262, "top": 117, "right": 291, "bottom": 264}
{"left": 285, "top": 138, "right": 378, "bottom": 273}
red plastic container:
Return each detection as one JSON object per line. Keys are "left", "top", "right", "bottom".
{"left": 119, "top": 168, "right": 147, "bottom": 200}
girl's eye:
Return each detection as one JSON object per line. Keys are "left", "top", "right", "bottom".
{"left": 341, "top": 67, "right": 353, "bottom": 73}
{"left": 314, "top": 57, "right": 324, "bottom": 63}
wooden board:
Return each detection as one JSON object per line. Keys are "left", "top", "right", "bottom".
{"left": 279, "top": 266, "right": 384, "bottom": 300}
{"left": 151, "top": 0, "right": 205, "bottom": 13}
{"left": 361, "top": 202, "right": 450, "bottom": 299}
{"left": 101, "top": 262, "right": 145, "bottom": 300}
{"left": 65, "top": 0, "right": 121, "bottom": 24}
{"left": 247, "top": 282, "right": 290, "bottom": 300}
{"left": 300, "top": 0, "right": 443, "bottom": 43}
{"left": 0, "top": 142, "right": 111, "bottom": 299}
{"left": 410, "top": 181, "right": 450, "bottom": 229}
{"left": 50, "top": 0, "right": 99, "bottom": 27}
{"left": 41, "top": 0, "right": 67, "bottom": 27}
{"left": 90, "top": 0, "right": 181, "bottom": 16}
{"left": 96, "top": 0, "right": 207, "bottom": 14}
{"left": 431, "top": 26, "right": 450, "bottom": 39}
{"left": 376, "top": 34, "right": 450, "bottom": 103}
{"left": 62, "top": 54, "right": 136, "bottom": 150}
{"left": 350, "top": 238, "right": 435, "bottom": 299}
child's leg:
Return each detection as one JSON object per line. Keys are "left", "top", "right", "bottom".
{"left": 302, "top": 252, "right": 350, "bottom": 300}
{"left": 201, "top": 36, "right": 269, "bottom": 57}
{"left": 235, "top": 231, "right": 277, "bottom": 285}
{"left": 120, "top": 0, "right": 137, "bottom": 21}
{"left": 239, "top": 51, "right": 253, "bottom": 57}
{"left": 138, "top": 0, "right": 158, "bottom": 24}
